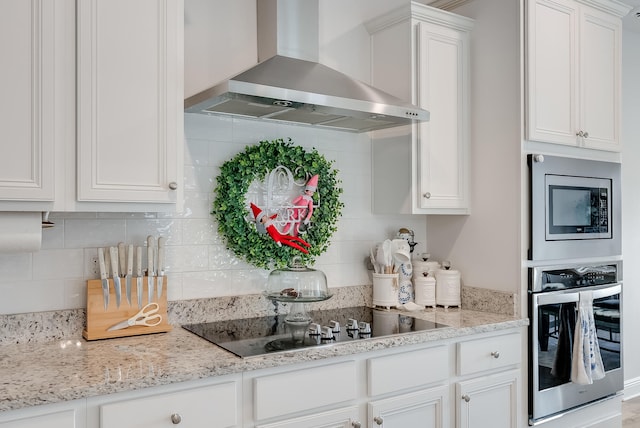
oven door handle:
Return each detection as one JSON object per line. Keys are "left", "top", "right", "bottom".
{"left": 535, "top": 283, "right": 621, "bottom": 306}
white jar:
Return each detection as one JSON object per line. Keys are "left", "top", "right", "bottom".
{"left": 435, "top": 269, "right": 461, "bottom": 308}
{"left": 412, "top": 260, "right": 440, "bottom": 278}
{"left": 414, "top": 274, "right": 436, "bottom": 308}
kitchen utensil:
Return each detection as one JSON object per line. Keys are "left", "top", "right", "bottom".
{"left": 118, "top": 242, "right": 126, "bottom": 278}
{"left": 109, "top": 246, "right": 122, "bottom": 308}
{"left": 157, "top": 236, "right": 165, "bottom": 298}
{"left": 106, "top": 303, "right": 162, "bottom": 331}
{"left": 104, "top": 247, "right": 111, "bottom": 283}
{"left": 126, "top": 244, "right": 133, "bottom": 306}
{"left": 375, "top": 244, "right": 387, "bottom": 273}
{"left": 382, "top": 239, "right": 392, "bottom": 273}
{"left": 369, "top": 247, "right": 379, "bottom": 274}
{"left": 136, "top": 246, "right": 143, "bottom": 308}
{"left": 97, "top": 247, "right": 109, "bottom": 310}
{"left": 147, "top": 235, "right": 155, "bottom": 303}
{"left": 391, "top": 239, "right": 410, "bottom": 265}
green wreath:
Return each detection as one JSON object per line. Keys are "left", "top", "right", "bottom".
{"left": 212, "top": 138, "right": 344, "bottom": 270}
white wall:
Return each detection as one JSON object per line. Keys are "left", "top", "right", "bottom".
{"left": 0, "top": 0, "right": 427, "bottom": 315}
{"left": 424, "top": 0, "right": 523, "bottom": 295}
{"left": 621, "top": 27, "right": 640, "bottom": 397}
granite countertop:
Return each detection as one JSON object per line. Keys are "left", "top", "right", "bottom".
{"left": 0, "top": 306, "right": 528, "bottom": 414}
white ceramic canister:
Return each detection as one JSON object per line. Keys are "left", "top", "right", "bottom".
{"left": 372, "top": 272, "right": 399, "bottom": 309}
{"left": 435, "top": 268, "right": 461, "bottom": 308}
{"left": 412, "top": 260, "right": 441, "bottom": 278}
{"left": 414, "top": 273, "right": 436, "bottom": 308}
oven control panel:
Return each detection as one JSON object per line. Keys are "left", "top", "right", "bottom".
{"left": 531, "top": 262, "right": 621, "bottom": 292}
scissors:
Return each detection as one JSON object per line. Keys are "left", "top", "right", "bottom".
{"left": 107, "top": 303, "right": 162, "bottom": 331}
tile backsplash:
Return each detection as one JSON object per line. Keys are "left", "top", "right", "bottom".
{"left": 0, "top": 114, "right": 427, "bottom": 315}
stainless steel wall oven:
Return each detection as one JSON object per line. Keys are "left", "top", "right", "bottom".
{"left": 528, "top": 261, "right": 622, "bottom": 425}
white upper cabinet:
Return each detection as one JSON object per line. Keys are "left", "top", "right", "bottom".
{"left": 526, "top": 0, "right": 628, "bottom": 151}
{"left": 0, "top": 1, "right": 57, "bottom": 208}
{"left": 76, "top": 0, "right": 183, "bottom": 208}
{"left": 367, "top": 2, "right": 473, "bottom": 215}
{"left": 0, "top": 0, "right": 183, "bottom": 212}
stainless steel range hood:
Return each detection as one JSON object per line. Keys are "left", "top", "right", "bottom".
{"left": 184, "top": 0, "right": 429, "bottom": 133}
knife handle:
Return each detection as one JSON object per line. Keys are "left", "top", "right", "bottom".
{"left": 118, "top": 242, "right": 126, "bottom": 277}
{"left": 136, "top": 246, "right": 142, "bottom": 276}
{"left": 104, "top": 247, "right": 111, "bottom": 278}
{"left": 147, "top": 235, "right": 155, "bottom": 276}
{"left": 157, "top": 236, "right": 165, "bottom": 275}
{"left": 98, "top": 248, "right": 107, "bottom": 280}
{"left": 127, "top": 244, "right": 134, "bottom": 276}
{"left": 109, "top": 246, "right": 119, "bottom": 279}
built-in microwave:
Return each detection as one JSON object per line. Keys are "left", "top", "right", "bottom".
{"left": 528, "top": 154, "right": 621, "bottom": 261}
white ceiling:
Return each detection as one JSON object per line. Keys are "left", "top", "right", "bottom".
{"left": 623, "top": 0, "right": 640, "bottom": 33}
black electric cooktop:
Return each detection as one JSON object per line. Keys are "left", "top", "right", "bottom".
{"left": 183, "top": 306, "right": 448, "bottom": 358}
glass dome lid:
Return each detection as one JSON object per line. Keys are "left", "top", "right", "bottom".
{"left": 266, "top": 257, "right": 332, "bottom": 303}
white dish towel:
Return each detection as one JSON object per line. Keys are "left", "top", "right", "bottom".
{"left": 571, "top": 290, "right": 606, "bottom": 385}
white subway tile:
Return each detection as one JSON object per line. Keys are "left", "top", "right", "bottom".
{"left": 64, "top": 219, "right": 126, "bottom": 249}
{"left": 0, "top": 254, "right": 32, "bottom": 281}
{"left": 33, "top": 249, "right": 84, "bottom": 280}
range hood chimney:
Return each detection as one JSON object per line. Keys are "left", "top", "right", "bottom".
{"left": 184, "top": 0, "right": 429, "bottom": 133}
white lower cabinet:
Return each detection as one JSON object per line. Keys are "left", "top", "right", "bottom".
{"left": 455, "top": 333, "right": 522, "bottom": 428}
{"left": 255, "top": 406, "right": 360, "bottom": 428}
{"left": 0, "top": 400, "right": 85, "bottom": 428}
{"left": 455, "top": 370, "right": 519, "bottom": 428}
{"left": 90, "top": 378, "right": 241, "bottom": 428}
{"left": 368, "top": 386, "right": 449, "bottom": 428}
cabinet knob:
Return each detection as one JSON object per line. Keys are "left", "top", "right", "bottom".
{"left": 374, "top": 416, "right": 384, "bottom": 425}
{"left": 423, "top": 192, "right": 431, "bottom": 199}
{"left": 352, "top": 422, "right": 362, "bottom": 428}
{"left": 168, "top": 182, "right": 178, "bottom": 190}
{"left": 491, "top": 351, "right": 500, "bottom": 359}
{"left": 576, "top": 130, "right": 589, "bottom": 138}
{"left": 170, "top": 413, "right": 182, "bottom": 424}
{"left": 462, "top": 394, "right": 471, "bottom": 402}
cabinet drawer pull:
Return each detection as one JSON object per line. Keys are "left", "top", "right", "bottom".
{"left": 462, "top": 394, "right": 471, "bottom": 402}
{"left": 576, "top": 130, "right": 589, "bottom": 138}
{"left": 423, "top": 192, "right": 431, "bottom": 199}
{"left": 374, "top": 416, "right": 384, "bottom": 425}
{"left": 168, "top": 182, "right": 178, "bottom": 190}
{"left": 170, "top": 413, "right": 182, "bottom": 424}
{"left": 491, "top": 351, "right": 500, "bottom": 359}
{"left": 352, "top": 422, "right": 362, "bottom": 428}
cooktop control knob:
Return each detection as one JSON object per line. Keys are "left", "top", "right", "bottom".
{"left": 347, "top": 318, "right": 359, "bottom": 330}
{"left": 321, "top": 326, "right": 334, "bottom": 340}
{"left": 358, "top": 322, "right": 371, "bottom": 335}
{"left": 329, "top": 320, "right": 341, "bottom": 333}
{"left": 308, "top": 323, "right": 321, "bottom": 336}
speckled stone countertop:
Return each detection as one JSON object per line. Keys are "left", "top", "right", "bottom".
{"left": 0, "top": 306, "right": 527, "bottom": 413}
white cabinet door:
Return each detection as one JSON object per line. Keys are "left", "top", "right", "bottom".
{"left": 100, "top": 382, "right": 239, "bottom": 428}
{"left": 76, "top": 0, "right": 183, "bottom": 205}
{"left": 579, "top": 5, "right": 621, "bottom": 151}
{"left": 415, "top": 19, "right": 470, "bottom": 211}
{"left": 255, "top": 406, "right": 360, "bottom": 428}
{"left": 0, "top": 411, "right": 76, "bottom": 428}
{"left": 368, "top": 386, "right": 449, "bottom": 428}
{"left": 0, "top": 0, "right": 56, "bottom": 205}
{"left": 455, "top": 370, "right": 519, "bottom": 428}
{"left": 526, "top": 0, "right": 624, "bottom": 151}
{"left": 0, "top": 400, "right": 84, "bottom": 428}
{"left": 368, "top": 4, "right": 473, "bottom": 215}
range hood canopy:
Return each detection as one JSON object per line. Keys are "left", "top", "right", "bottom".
{"left": 184, "top": 0, "right": 429, "bottom": 133}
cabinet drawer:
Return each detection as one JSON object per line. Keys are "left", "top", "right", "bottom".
{"left": 254, "top": 361, "right": 357, "bottom": 421}
{"left": 0, "top": 409, "right": 76, "bottom": 428}
{"left": 368, "top": 345, "right": 449, "bottom": 396}
{"left": 457, "top": 333, "right": 521, "bottom": 376}
{"left": 100, "top": 382, "right": 238, "bottom": 428}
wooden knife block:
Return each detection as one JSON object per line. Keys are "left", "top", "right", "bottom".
{"left": 83, "top": 277, "right": 172, "bottom": 341}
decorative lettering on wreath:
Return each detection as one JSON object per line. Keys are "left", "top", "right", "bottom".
{"left": 212, "top": 139, "right": 343, "bottom": 270}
